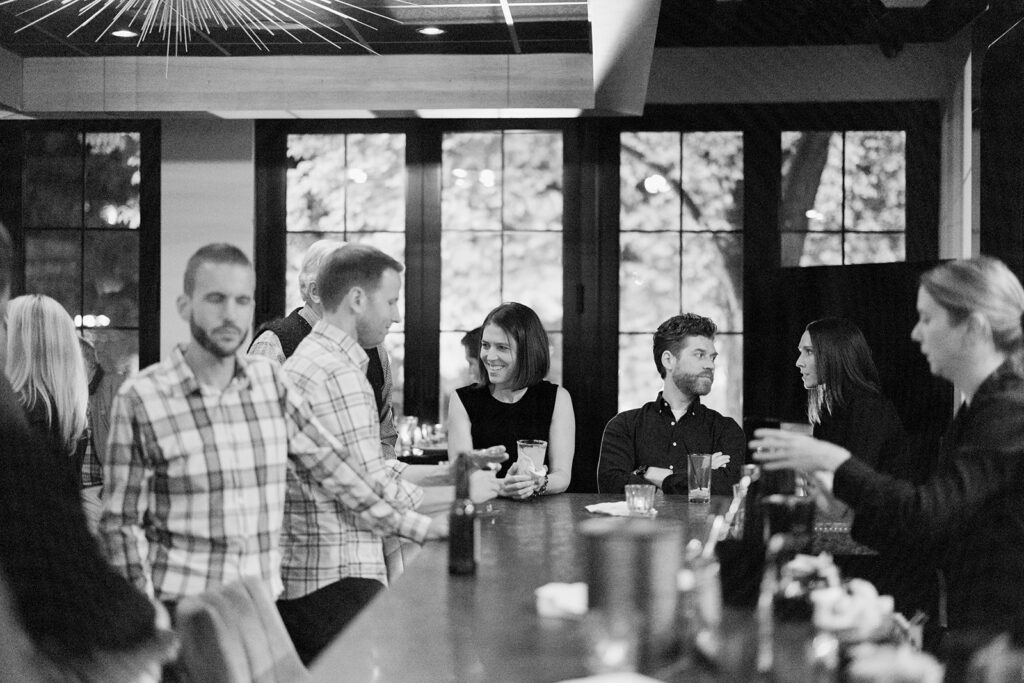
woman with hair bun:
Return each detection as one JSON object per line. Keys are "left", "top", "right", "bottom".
{"left": 753, "top": 256, "right": 1024, "bottom": 652}
{"left": 447, "top": 302, "right": 575, "bottom": 500}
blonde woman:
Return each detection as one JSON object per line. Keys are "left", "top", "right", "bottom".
{"left": 753, "top": 256, "right": 1024, "bottom": 658}
{"left": 6, "top": 295, "right": 89, "bottom": 478}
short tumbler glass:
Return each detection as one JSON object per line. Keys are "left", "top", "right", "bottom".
{"left": 624, "top": 484, "right": 656, "bottom": 515}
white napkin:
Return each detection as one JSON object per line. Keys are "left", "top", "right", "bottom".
{"left": 585, "top": 502, "right": 632, "bottom": 517}
{"left": 534, "top": 582, "right": 588, "bottom": 618}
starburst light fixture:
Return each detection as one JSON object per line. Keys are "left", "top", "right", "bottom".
{"left": 0, "top": 0, "right": 406, "bottom": 55}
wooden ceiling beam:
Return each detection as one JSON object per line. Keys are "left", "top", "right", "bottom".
{"left": 19, "top": 52, "right": 594, "bottom": 114}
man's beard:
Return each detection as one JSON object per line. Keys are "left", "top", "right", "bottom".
{"left": 671, "top": 369, "right": 713, "bottom": 396}
{"left": 191, "top": 317, "right": 244, "bottom": 359}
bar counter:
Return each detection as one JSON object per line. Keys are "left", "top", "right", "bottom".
{"left": 311, "top": 493, "right": 818, "bottom": 683}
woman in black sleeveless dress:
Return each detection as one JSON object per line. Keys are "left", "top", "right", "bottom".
{"left": 447, "top": 302, "right": 575, "bottom": 499}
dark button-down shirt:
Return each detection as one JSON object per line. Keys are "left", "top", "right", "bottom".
{"left": 597, "top": 393, "right": 744, "bottom": 495}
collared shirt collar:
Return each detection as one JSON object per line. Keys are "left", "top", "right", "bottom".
{"left": 655, "top": 391, "right": 701, "bottom": 417}
{"left": 310, "top": 319, "right": 369, "bottom": 371}
{"left": 299, "top": 305, "right": 321, "bottom": 327}
{"left": 170, "top": 344, "right": 252, "bottom": 395}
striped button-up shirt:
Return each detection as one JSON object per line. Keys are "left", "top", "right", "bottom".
{"left": 281, "top": 321, "right": 428, "bottom": 597}
{"left": 98, "top": 345, "right": 425, "bottom": 602}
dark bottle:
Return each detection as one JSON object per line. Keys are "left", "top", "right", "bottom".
{"left": 741, "top": 463, "right": 763, "bottom": 546}
{"left": 449, "top": 453, "right": 479, "bottom": 575}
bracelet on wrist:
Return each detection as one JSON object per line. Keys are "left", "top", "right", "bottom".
{"left": 530, "top": 474, "right": 549, "bottom": 499}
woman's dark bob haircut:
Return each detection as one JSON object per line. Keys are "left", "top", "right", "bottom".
{"left": 479, "top": 302, "right": 550, "bottom": 391}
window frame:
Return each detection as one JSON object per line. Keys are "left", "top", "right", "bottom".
{"left": 254, "top": 102, "right": 940, "bottom": 492}
{"left": 0, "top": 119, "right": 161, "bottom": 370}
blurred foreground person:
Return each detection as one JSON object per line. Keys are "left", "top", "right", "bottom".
{"left": 753, "top": 256, "right": 1024, "bottom": 659}
{"left": 448, "top": 302, "right": 575, "bottom": 499}
{"left": 0, "top": 226, "right": 172, "bottom": 681}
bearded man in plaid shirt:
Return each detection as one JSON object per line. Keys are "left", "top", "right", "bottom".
{"left": 98, "top": 244, "right": 448, "bottom": 622}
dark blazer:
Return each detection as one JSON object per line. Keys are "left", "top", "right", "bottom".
{"left": 835, "top": 359, "right": 1024, "bottom": 632}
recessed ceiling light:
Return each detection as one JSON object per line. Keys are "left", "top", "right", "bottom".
{"left": 417, "top": 27, "right": 445, "bottom": 36}
{"left": 111, "top": 29, "right": 139, "bottom": 38}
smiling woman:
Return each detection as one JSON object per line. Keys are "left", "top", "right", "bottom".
{"left": 446, "top": 302, "right": 575, "bottom": 499}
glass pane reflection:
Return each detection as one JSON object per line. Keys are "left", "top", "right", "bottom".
{"left": 619, "top": 232, "right": 680, "bottom": 333}
{"left": 502, "top": 231, "right": 562, "bottom": 330}
{"left": 82, "top": 328, "right": 139, "bottom": 377}
{"left": 287, "top": 134, "right": 347, "bottom": 233}
{"left": 504, "top": 132, "right": 562, "bottom": 231}
{"left": 682, "top": 232, "right": 743, "bottom": 332}
{"left": 682, "top": 131, "right": 743, "bottom": 232}
{"left": 346, "top": 133, "right": 405, "bottom": 233}
{"left": 844, "top": 131, "right": 906, "bottom": 233}
{"left": 442, "top": 132, "right": 501, "bottom": 232}
{"left": 23, "top": 131, "right": 82, "bottom": 228}
{"left": 84, "top": 231, "right": 139, "bottom": 327}
{"left": 440, "top": 232, "right": 501, "bottom": 330}
{"left": 84, "top": 132, "right": 141, "bottom": 229}
{"left": 25, "top": 231, "right": 81, "bottom": 316}
{"left": 844, "top": 233, "right": 905, "bottom": 265}
{"left": 620, "top": 132, "right": 681, "bottom": 233}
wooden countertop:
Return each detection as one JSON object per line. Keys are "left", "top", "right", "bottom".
{"left": 310, "top": 492, "right": 818, "bottom": 683}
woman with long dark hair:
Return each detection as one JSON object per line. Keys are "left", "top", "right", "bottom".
{"left": 447, "top": 302, "right": 575, "bottom": 499}
{"left": 796, "top": 317, "right": 906, "bottom": 476}
{"left": 754, "top": 256, "right": 1024, "bottom": 656}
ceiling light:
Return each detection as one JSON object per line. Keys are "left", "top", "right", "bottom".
{"left": 0, "top": 0, "right": 395, "bottom": 55}
{"left": 110, "top": 29, "right": 138, "bottom": 38}
{"left": 417, "top": 27, "right": 445, "bottom": 36}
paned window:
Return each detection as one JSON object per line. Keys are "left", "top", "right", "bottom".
{"left": 22, "top": 130, "right": 142, "bottom": 374}
{"left": 780, "top": 130, "right": 906, "bottom": 266}
{"left": 438, "top": 130, "right": 564, "bottom": 419}
{"left": 285, "top": 133, "right": 407, "bottom": 409}
{"left": 618, "top": 131, "right": 744, "bottom": 420}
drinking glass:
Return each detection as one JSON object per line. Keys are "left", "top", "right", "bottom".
{"left": 516, "top": 439, "right": 548, "bottom": 473}
{"left": 687, "top": 453, "right": 712, "bottom": 503}
{"left": 397, "top": 416, "right": 419, "bottom": 457}
{"left": 624, "top": 484, "right": 656, "bottom": 515}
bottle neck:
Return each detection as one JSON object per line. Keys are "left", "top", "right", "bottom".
{"left": 454, "top": 453, "right": 472, "bottom": 500}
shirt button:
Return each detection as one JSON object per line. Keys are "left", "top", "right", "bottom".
{"left": 672, "top": 442, "right": 677, "bottom": 446}
{"left": 670, "top": 421, "right": 675, "bottom": 426}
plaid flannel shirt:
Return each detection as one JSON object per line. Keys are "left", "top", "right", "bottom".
{"left": 98, "top": 345, "right": 427, "bottom": 602}
{"left": 249, "top": 306, "right": 400, "bottom": 463}
{"left": 281, "top": 320, "right": 427, "bottom": 597}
